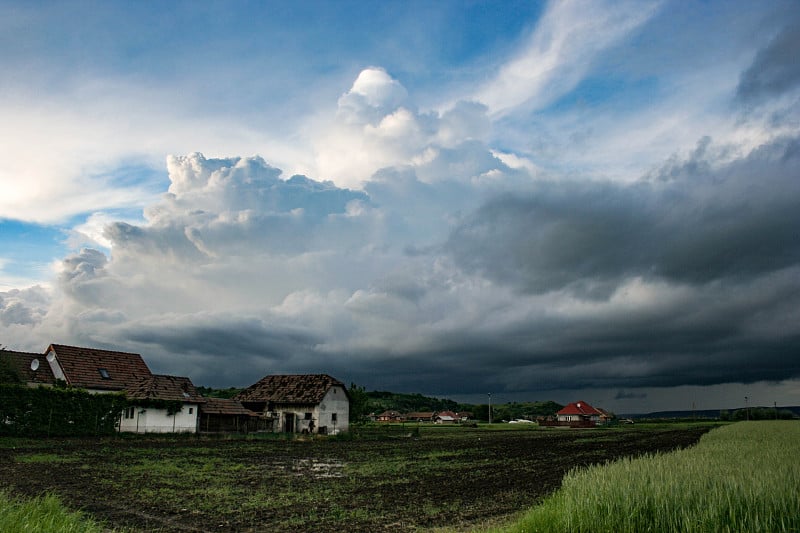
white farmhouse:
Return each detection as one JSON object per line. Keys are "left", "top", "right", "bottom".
{"left": 121, "top": 374, "right": 205, "bottom": 433}
{"left": 236, "top": 374, "right": 350, "bottom": 434}
{"left": 42, "top": 343, "right": 204, "bottom": 433}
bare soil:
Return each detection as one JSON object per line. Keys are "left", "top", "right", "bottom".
{"left": 0, "top": 424, "right": 714, "bottom": 532}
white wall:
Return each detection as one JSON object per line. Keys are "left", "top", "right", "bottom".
{"left": 119, "top": 403, "right": 199, "bottom": 433}
{"left": 271, "top": 385, "right": 350, "bottom": 434}
{"left": 317, "top": 386, "right": 349, "bottom": 434}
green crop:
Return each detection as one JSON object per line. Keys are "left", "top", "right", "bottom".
{"left": 495, "top": 421, "right": 800, "bottom": 533}
{"left": 0, "top": 490, "right": 106, "bottom": 533}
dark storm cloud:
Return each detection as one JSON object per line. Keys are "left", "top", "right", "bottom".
{"left": 343, "top": 274, "right": 800, "bottom": 396}
{"left": 451, "top": 279, "right": 795, "bottom": 393}
{"left": 615, "top": 390, "right": 647, "bottom": 400}
{"left": 120, "top": 314, "right": 323, "bottom": 385}
{"left": 446, "top": 135, "right": 800, "bottom": 294}
{"left": 737, "top": 22, "right": 800, "bottom": 104}
{"left": 124, "top": 318, "right": 317, "bottom": 361}
{"left": 400, "top": 133, "right": 800, "bottom": 395}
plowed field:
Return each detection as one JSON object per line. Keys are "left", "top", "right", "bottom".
{"left": 0, "top": 424, "right": 715, "bottom": 532}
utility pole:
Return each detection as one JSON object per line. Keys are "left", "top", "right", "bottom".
{"left": 488, "top": 393, "right": 492, "bottom": 425}
{"left": 745, "top": 396, "right": 749, "bottom": 421}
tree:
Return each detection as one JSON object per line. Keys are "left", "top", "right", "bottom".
{"left": 0, "top": 353, "right": 22, "bottom": 384}
{"left": 348, "top": 383, "right": 370, "bottom": 424}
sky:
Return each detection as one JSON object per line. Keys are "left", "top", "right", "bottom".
{"left": 1, "top": 0, "right": 799, "bottom": 413}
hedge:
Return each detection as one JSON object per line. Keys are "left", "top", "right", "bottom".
{"left": 0, "top": 385, "right": 128, "bottom": 437}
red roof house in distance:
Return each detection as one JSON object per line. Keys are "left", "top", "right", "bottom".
{"left": 555, "top": 400, "right": 606, "bottom": 427}
{"left": 434, "top": 410, "right": 459, "bottom": 424}
{"left": 376, "top": 410, "right": 403, "bottom": 422}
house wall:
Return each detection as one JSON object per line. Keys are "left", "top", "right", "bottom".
{"left": 317, "top": 386, "right": 349, "bottom": 434}
{"left": 119, "top": 403, "right": 199, "bottom": 433}
{"left": 557, "top": 414, "right": 600, "bottom": 423}
{"left": 269, "top": 385, "right": 350, "bottom": 434}
{"left": 270, "top": 403, "right": 315, "bottom": 433}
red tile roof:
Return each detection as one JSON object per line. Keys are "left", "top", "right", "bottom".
{"left": 200, "top": 397, "right": 260, "bottom": 416}
{"left": 235, "top": 374, "right": 347, "bottom": 405}
{"left": 0, "top": 350, "right": 57, "bottom": 385}
{"left": 47, "top": 344, "right": 152, "bottom": 391}
{"left": 125, "top": 374, "right": 205, "bottom": 403}
{"left": 557, "top": 401, "right": 603, "bottom": 416}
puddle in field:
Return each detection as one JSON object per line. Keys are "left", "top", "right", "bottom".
{"left": 265, "top": 457, "right": 345, "bottom": 478}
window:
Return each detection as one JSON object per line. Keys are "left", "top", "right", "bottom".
{"left": 124, "top": 407, "right": 135, "bottom": 419}
{"left": 304, "top": 412, "right": 312, "bottom": 420}
{"left": 98, "top": 368, "right": 110, "bottom": 379}
{"left": 331, "top": 413, "right": 337, "bottom": 422}
{"left": 188, "top": 407, "right": 193, "bottom": 415}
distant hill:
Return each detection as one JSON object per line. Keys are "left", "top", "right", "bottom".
{"left": 195, "top": 386, "right": 243, "bottom": 399}
{"left": 624, "top": 409, "right": 723, "bottom": 420}
{"left": 366, "top": 390, "right": 562, "bottom": 422}
{"left": 624, "top": 406, "right": 800, "bottom": 420}
{"left": 366, "top": 390, "right": 462, "bottom": 413}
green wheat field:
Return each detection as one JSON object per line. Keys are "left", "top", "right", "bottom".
{"left": 491, "top": 421, "right": 800, "bottom": 533}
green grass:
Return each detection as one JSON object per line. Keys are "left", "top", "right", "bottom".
{"left": 0, "top": 490, "right": 105, "bottom": 533}
{"left": 15, "top": 453, "right": 77, "bottom": 464}
{"left": 493, "top": 421, "right": 800, "bottom": 533}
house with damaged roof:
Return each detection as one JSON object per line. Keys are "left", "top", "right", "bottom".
{"left": 235, "top": 374, "right": 350, "bottom": 434}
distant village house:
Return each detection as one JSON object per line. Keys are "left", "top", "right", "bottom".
{"left": 542, "top": 400, "right": 610, "bottom": 427}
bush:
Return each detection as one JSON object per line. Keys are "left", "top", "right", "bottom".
{"left": 0, "top": 385, "right": 127, "bottom": 437}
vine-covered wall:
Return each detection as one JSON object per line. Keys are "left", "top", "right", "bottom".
{"left": 0, "top": 385, "right": 128, "bottom": 437}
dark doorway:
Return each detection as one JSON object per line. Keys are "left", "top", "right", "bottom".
{"left": 283, "top": 412, "right": 295, "bottom": 433}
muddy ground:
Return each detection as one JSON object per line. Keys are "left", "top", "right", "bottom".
{"left": 0, "top": 424, "right": 714, "bottom": 532}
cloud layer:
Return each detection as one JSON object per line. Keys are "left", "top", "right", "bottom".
{"left": 9, "top": 126, "right": 798, "bottom": 401}
{"left": 2, "top": 1, "right": 799, "bottom": 411}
